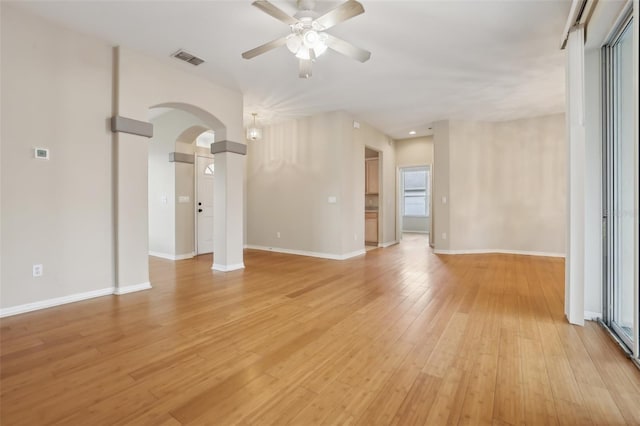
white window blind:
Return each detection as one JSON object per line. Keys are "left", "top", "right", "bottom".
{"left": 402, "top": 167, "right": 429, "bottom": 217}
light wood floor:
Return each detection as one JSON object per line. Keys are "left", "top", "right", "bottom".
{"left": 1, "top": 234, "right": 639, "bottom": 425}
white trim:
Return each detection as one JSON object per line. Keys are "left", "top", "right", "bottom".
{"left": 149, "top": 251, "right": 195, "bottom": 260}
{"left": 212, "top": 263, "right": 245, "bottom": 272}
{"left": 176, "top": 252, "right": 196, "bottom": 260}
{"left": 565, "top": 24, "right": 587, "bottom": 326}
{"left": 433, "top": 248, "right": 566, "bottom": 258}
{"left": 603, "top": 1, "right": 634, "bottom": 44}
{"left": 245, "top": 245, "right": 366, "bottom": 261}
{"left": 560, "top": 0, "right": 599, "bottom": 49}
{"left": 0, "top": 287, "right": 115, "bottom": 318}
{"left": 561, "top": 0, "right": 584, "bottom": 49}
{"left": 584, "top": 310, "right": 603, "bottom": 321}
{"left": 114, "top": 282, "right": 152, "bottom": 295}
{"left": 343, "top": 249, "right": 367, "bottom": 259}
{"left": 378, "top": 240, "right": 399, "bottom": 248}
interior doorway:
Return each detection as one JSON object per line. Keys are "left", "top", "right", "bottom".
{"left": 364, "top": 147, "right": 380, "bottom": 248}
{"left": 196, "top": 155, "right": 215, "bottom": 255}
{"left": 147, "top": 106, "right": 218, "bottom": 261}
{"left": 398, "top": 165, "right": 431, "bottom": 243}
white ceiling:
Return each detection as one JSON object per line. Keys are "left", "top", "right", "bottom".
{"left": 15, "top": 0, "right": 571, "bottom": 139}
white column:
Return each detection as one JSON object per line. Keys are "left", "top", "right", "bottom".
{"left": 211, "top": 141, "right": 246, "bottom": 272}
{"left": 565, "top": 25, "right": 586, "bottom": 325}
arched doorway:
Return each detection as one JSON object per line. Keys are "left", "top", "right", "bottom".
{"left": 147, "top": 107, "right": 220, "bottom": 261}
{"left": 112, "top": 47, "right": 245, "bottom": 293}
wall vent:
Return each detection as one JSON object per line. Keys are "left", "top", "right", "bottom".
{"left": 171, "top": 49, "right": 205, "bottom": 66}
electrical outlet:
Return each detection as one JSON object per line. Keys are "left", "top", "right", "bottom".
{"left": 441, "top": 232, "right": 447, "bottom": 240}
{"left": 354, "top": 233, "right": 358, "bottom": 241}
{"left": 276, "top": 232, "right": 281, "bottom": 238}
{"left": 33, "top": 264, "right": 43, "bottom": 277}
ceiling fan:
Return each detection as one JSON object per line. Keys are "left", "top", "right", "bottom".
{"left": 242, "top": 0, "right": 371, "bottom": 78}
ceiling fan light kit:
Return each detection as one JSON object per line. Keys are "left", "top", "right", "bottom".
{"left": 242, "top": 0, "right": 371, "bottom": 78}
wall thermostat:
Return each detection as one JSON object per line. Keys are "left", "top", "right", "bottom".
{"left": 34, "top": 148, "right": 49, "bottom": 160}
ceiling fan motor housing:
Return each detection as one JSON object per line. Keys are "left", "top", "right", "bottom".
{"left": 242, "top": 0, "right": 371, "bottom": 77}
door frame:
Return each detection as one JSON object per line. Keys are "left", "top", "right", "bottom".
{"left": 364, "top": 145, "right": 382, "bottom": 246}
{"left": 396, "top": 164, "right": 432, "bottom": 241}
{"left": 601, "top": 4, "right": 638, "bottom": 356}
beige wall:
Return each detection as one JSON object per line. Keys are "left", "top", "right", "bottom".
{"left": 395, "top": 136, "right": 434, "bottom": 167}
{"left": 433, "top": 121, "right": 451, "bottom": 250}
{"left": 1, "top": 4, "right": 244, "bottom": 311}
{"left": 1, "top": 5, "right": 115, "bottom": 308}
{"left": 117, "top": 50, "right": 242, "bottom": 143}
{"left": 246, "top": 111, "right": 395, "bottom": 257}
{"left": 117, "top": 47, "right": 245, "bottom": 275}
{"left": 433, "top": 114, "right": 566, "bottom": 255}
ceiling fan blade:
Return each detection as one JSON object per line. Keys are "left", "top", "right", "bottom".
{"left": 242, "top": 36, "right": 288, "bottom": 59}
{"left": 324, "top": 33, "right": 371, "bottom": 63}
{"left": 314, "top": 0, "right": 364, "bottom": 30}
{"left": 299, "top": 58, "right": 312, "bottom": 79}
{"left": 252, "top": 0, "right": 299, "bottom": 25}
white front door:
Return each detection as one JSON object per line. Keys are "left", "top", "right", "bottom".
{"left": 196, "top": 155, "right": 215, "bottom": 254}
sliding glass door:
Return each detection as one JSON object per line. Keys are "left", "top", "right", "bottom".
{"left": 603, "top": 9, "right": 636, "bottom": 351}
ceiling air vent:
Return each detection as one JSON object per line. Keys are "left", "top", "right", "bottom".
{"left": 171, "top": 49, "right": 205, "bottom": 66}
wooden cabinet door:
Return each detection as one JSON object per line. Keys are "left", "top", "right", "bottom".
{"left": 365, "top": 213, "right": 378, "bottom": 244}
{"left": 365, "top": 159, "right": 379, "bottom": 194}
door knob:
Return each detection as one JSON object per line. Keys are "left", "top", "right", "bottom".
{"left": 198, "top": 209, "right": 203, "bottom": 213}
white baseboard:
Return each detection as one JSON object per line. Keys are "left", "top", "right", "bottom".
{"left": 149, "top": 251, "right": 195, "bottom": 260}
{"left": 245, "top": 245, "right": 366, "bottom": 261}
{"left": 175, "top": 252, "right": 195, "bottom": 260}
{"left": 378, "top": 240, "right": 399, "bottom": 248}
{"left": 342, "top": 249, "right": 366, "bottom": 259}
{"left": 212, "top": 263, "right": 245, "bottom": 272}
{"left": 114, "top": 282, "right": 152, "bottom": 295}
{"left": 1, "top": 282, "right": 153, "bottom": 317}
{"left": 0, "top": 287, "right": 115, "bottom": 318}
{"left": 433, "top": 248, "right": 565, "bottom": 258}
{"left": 584, "top": 311, "right": 603, "bottom": 321}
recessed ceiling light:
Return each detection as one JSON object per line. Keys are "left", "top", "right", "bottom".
{"left": 409, "top": 131, "right": 416, "bottom": 135}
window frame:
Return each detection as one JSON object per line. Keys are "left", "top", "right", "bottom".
{"left": 401, "top": 166, "right": 430, "bottom": 218}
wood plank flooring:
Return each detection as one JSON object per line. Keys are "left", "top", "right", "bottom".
{"left": 1, "top": 234, "right": 639, "bottom": 425}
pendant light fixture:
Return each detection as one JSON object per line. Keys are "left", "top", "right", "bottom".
{"left": 246, "top": 113, "right": 262, "bottom": 141}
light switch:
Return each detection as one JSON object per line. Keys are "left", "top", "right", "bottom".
{"left": 442, "top": 196, "right": 447, "bottom": 204}
{"left": 161, "top": 195, "right": 168, "bottom": 204}
{"left": 178, "top": 195, "right": 190, "bottom": 203}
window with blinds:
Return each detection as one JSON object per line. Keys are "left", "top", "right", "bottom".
{"left": 402, "top": 167, "right": 429, "bottom": 217}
